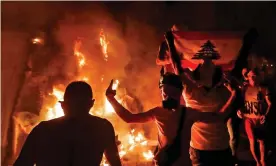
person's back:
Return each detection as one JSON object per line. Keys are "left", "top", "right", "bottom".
{"left": 14, "top": 81, "right": 121, "bottom": 166}
{"left": 30, "top": 116, "right": 113, "bottom": 166}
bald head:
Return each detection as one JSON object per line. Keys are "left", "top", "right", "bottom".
{"left": 61, "top": 81, "right": 94, "bottom": 116}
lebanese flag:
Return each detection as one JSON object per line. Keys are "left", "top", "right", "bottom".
{"left": 163, "top": 31, "right": 244, "bottom": 71}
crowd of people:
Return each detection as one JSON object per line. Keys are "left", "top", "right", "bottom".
{"left": 14, "top": 28, "right": 274, "bottom": 166}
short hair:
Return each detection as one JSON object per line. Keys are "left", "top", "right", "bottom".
{"left": 159, "top": 73, "right": 183, "bottom": 90}
{"left": 247, "top": 67, "right": 260, "bottom": 77}
{"left": 63, "top": 81, "right": 93, "bottom": 102}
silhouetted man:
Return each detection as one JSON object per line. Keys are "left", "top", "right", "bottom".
{"left": 14, "top": 81, "right": 122, "bottom": 166}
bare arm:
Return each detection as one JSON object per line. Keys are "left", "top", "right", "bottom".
{"left": 14, "top": 123, "right": 42, "bottom": 166}
{"left": 104, "top": 120, "right": 122, "bottom": 166}
{"left": 156, "top": 41, "right": 170, "bottom": 66}
{"left": 265, "top": 94, "right": 272, "bottom": 116}
{"left": 218, "top": 90, "right": 236, "bottom": 119}
{"left": 107, "top": 96, "right": 155, "bottom": 123}
{"left": 164, "top": 31, "right": 183, "bottom": 75}
{"left": 163, "top": 31, "right": 200, "bottom": 89}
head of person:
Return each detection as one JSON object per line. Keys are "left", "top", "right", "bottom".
{"left": 159, "top": 72, "right": 183, "bottom": 109}
{"left": 246, "top": 68, "right": 261, "bottom": 86}
{"left": 202, "top": 56, "right": 214, "bottom": 64}
{"left": 60, "top": 81, "right": 95, "bottom": 116}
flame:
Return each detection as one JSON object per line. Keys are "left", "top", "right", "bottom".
{"left": 39, "top": 31, "right": 154, "bottom": 166}
{"left": 74, "top": 39, "right": 86, "bottom": 68}
{"left": 143, "top": 150, "right": 154, "bottom": 160}
{"left": 99, "top": 29, "right": 109, "bottom": 61}
{"left": 45, "top": 88, "right": 65, "bottom": 120}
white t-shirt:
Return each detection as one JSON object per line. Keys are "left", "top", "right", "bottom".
{"left": 181, "top": 72, "right": 231, "bottom": 151}
{"left": 243, "top": 86, "right": 269, "bottom": 119}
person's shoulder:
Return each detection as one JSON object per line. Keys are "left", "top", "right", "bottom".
{"left": 40, "top": 116, "right": 66, "bottom": 127}
{"left": 28, "top": 120, "right": 49, "bottom": 135}
{"left": 89, "top": 115, "right": 114, "bottom": 130}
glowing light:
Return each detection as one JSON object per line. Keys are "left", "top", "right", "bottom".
{"left": 99, "top": 29, "right": 109, "bottom": 61}
{"left": 32, "top": 37, "right": 43, "bottom": 44}
{"left": 143, "top": 150, "right": 154, "bottom": 160}
{"left": 45, "top": 88, "right": 65, "bottom": 120}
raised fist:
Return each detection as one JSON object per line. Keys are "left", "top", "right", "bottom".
{"left": 106, "top": 79, "right": 116, "bottom": 98}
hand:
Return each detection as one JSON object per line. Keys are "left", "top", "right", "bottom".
{"left": 260, "top": 115, "right": 266, "bottom": 124}
{"left": 106, "top": 79, "right": 116, "bottom": 98}
{"left": 237, "top": 110, "right": 243, "bottom": 119}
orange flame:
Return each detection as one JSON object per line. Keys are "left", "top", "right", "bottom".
{"left": 45, "top": 88, "right": 65, "bottom": 120}
{"left": 99, "top": 29, "right": 109, "bottom": 61}
{"left": 74, "top": 39, "right": 86, "bottom": 68}
{"left": 41, "top": 32, "right": 154, "bottom": 166}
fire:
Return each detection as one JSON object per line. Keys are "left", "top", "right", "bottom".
{"left": 40, "top": 30, "right": 154, "bottom": 165}
{"left": 143, "top": 150, "right": 154, "bottom": 160}
{"left": 74, "top": 39, "right": 86, "bottom": 68}
{"left": 100, "top": 129, "right": 154, "bottom": 166}
{"left": 126, "top": 129, "right": 148, "bottom": 151}
{"left": 45, "top": 88, "right": 65, "bottom": 120}
{"left": 99, "top": 29, "right": 109, "bottom": 61}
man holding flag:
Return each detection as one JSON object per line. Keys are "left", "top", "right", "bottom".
{"left": 162, "top": 27, "right": 257, "bottom": 166}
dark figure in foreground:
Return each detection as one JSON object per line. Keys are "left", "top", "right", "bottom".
{"left": 14, "top": 81, "right": 121, "bottom": 166}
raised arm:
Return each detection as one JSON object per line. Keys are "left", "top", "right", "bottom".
{"left": 230, "top": 28, "right": 258, "bottom": 80}
{"left": 156, "top": 41, "right": 171, "bottom": 66}
{"left": 104, "top": 120, "right": 122, "bottom": 166}
{"left": 164, "top": 31, "right": 200, "bottom": 89}
{"left": 218, "top": 83, "right": 237, "bottom": 118}
{"left": 106, "top": 80, "right": 155, "bottom": 123}
{"left": 164, "top": 31, "right": 183, "bottom": 75}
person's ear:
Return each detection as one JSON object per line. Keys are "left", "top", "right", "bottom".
{"left": 60, "top": 101, "right": 65, "bottom": 110}
{"left": 90, "top": 99, "right": 95, "bottom": 108}
{"left": 242, "top": 68, "right": 249, "bottom": 80}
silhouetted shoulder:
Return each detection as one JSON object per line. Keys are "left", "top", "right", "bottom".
{"left": 90, "top": 116, "right": 114, "bottom": 132}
